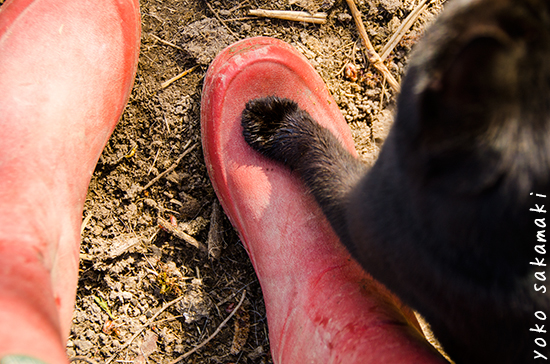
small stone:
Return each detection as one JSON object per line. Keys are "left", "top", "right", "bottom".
{"left": 337, "top": 13, "right": 352, "bottom": 22}
{"left": 144, "top": 198, "right": 158, "bottom": 208}
{"left": 180, "top": 18, "right": 236, "bottom": 66}
{"left": 379, "top": 0, "right": 401, "bottom": 12}
{"left": 74, "top": 339, "right": 94, "bottom": 352}
{"left": 248, "top": 345, "right": 265, "bottom": 360}
{"left": 241, "top": 23, "right": 251, "bottom": 33}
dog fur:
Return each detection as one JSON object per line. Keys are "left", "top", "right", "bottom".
{"left": 241, "top": 0, "right": 550, "bottom": 362}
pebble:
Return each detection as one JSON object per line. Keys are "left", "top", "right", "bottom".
{"left": 74, "top": 339, "right": 94, "bottom": 352}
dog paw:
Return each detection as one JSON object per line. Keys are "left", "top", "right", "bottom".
{"left": 241, "top": 96, "right": 319, "bottom": 167}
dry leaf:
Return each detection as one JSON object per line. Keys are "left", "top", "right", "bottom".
{"left": 230, "top": 308, "right": 250, "bottom": 355}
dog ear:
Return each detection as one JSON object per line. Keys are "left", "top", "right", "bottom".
{"left": 392, "top": 30, "right": 519, "bottom": 194}
{"left": 418, "top": 32, "right": 517, "bottom": 143}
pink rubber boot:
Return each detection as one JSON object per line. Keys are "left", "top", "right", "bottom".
{"left": 0, "top": 0, "right": 140, "bottom": 363}
{"left": 201, "top": 37, "right": 448, "bottom": 363}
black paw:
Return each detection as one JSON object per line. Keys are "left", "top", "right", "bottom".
{"left": 241, "top": 96, "right": 318, "bottom": 167}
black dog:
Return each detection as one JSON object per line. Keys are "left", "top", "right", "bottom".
{"left": 241, "top": 0, "right": 550, "bottom": 362}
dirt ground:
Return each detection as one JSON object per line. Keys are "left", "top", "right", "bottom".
{"left": 2, "top": 0, "right": 444, "bottom": 362}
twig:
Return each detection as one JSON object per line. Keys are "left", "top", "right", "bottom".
{"left": 345, "top": 0, "right": 400, "bottom": 92}
{"left": 69, "top": 356, "right": 99, "bottom": 364}
{"left": 151, "top": 314, "right": 184, "bottom": 326}
{"left": 161, "top": 65, "right": 198, "bottom": 89}
{"left": 106, "top": 295, "right": 186, "bottom": 364}
{"left": 149, "top": 33, "right": 183, "bottom": 51}
{"left": 228, "top": 0, "right": 250, "bottom": 13}
{"left": 80, "top": 213, "right": 93, "bottom": 235}
{"left": 141, "top": 141, "right": 196, "bottom": 191}
{"left": 143, "top": 13, "right": 165, "bottom": 25}
{"left": 380, "top": 0, "right": 429, "bottom": 61}
{"left": 163, "top": 114, "right": 170, "bottom": 133}
{"left": 223, "top": 17, "right": 257, "bottom": 22}
{"left": 335, "top": 61, "right": 349, "bottom": 77}
{"left": 207, "top": 200, "right": 223, "bottom": 259}
{"left": 147, "top": 147, "right": 161, "bottom": 176}
{"left": 158, "top": 216, "right": 207, "bottom": 251}
{"left": 167, "top": 290, "right": 247, "bottom": 364}
{"left": 249, "top": 9, "right": 327, "bottom": 24}
{"left": 205, "top": 2, "right": 238, "bottom": 38}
